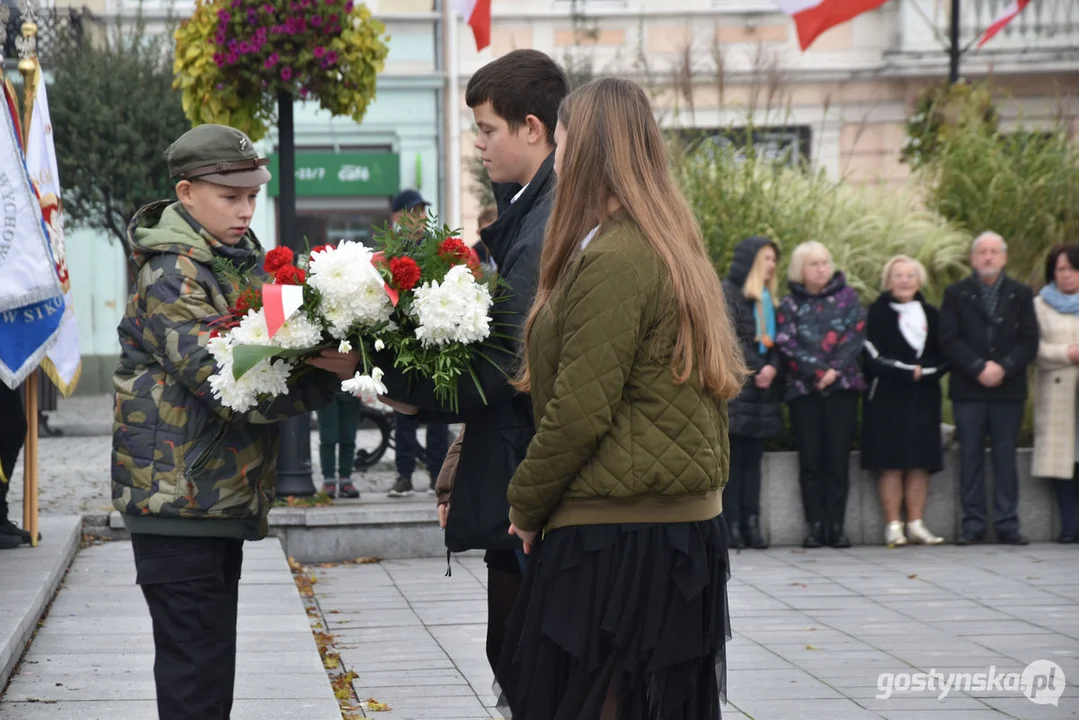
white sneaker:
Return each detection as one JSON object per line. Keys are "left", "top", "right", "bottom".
{"left": 906, "top": 519, "right": 944, "bottom": 545}
{"left": 885, "top": 521, "right": 907, "bottom": 548}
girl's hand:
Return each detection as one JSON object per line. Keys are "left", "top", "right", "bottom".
{"left": 377, "top": 395, "right": 419, "bottom": 416}
{"left": 509, "top": 524, "right": 537, "bottom": 554}
{"left": 306, "top": 349, "right": 359, "bottom": 380}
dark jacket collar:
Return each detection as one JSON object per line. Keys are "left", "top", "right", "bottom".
{"left": 480, "top": 152, "right": 555, "bottom": 266}
{"left": 790, "top": 271, "right": 847, "bottom": 300}
{"left": 959, "top": 272, "right": 1017, "bottom": 318}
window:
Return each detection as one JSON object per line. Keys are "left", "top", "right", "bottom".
{"left": 678, "top": 125, "right": 812, "bottom": 167}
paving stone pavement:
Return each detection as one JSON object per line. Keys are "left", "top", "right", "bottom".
{"left": 309, "top": 544, "right": 1079, "bottom": 720}
{"left": 0, "top": 537, "right": 340, "bottom": 720}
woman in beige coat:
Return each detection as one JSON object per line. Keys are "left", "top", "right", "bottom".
{"left": 1032, "top": 244, "right": 1079, "bottom": 543}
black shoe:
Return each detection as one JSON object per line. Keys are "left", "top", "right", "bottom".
{"left": 0, "top": 520, "right": 34, "bottom": 545}
{"left": 322, "top": 481, "right": 337, "bottom": 499}
{"left": 829, "top": 524, "right": 852, "bottom": 549}
{"left": 1058, "top": 534, "right": 1077, "bottom": 544}
{"left": 956, "top": 532, "right": 983, "bottom": 546}
{"left": 744, "top": 515, "right": 768, "bottom": 550}
{"left": 387, "top": 476, "right": 414, "bottom": 498}
{"left": 0, "top": 532, "right": 21, "bottom": 550}
{"left": 728, "top": 522, "right": 745, "bottom": 550}
{"left": 803, "top": 522, "right": 824, "bottom": 549}
{"left": 997, "top": 531, "right": 1029, "bottom": 546}
{"left": 338, "top": 480, "right": 360, "bottom": 499}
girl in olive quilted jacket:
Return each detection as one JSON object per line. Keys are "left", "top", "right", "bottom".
{"left": 493, "top": 78, "right": 747, "bottom": 720}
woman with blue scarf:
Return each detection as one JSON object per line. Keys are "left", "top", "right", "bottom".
{"left": 722, "top": 237, "right": 784, "bottom": 549}
{"left": 1032, "top": 244, "right": 1079, "bottom": 543}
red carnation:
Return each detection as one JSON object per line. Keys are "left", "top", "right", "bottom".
{"left": 232, "top": 287, "right": 261, "bottom": 315}
{"left": 264, "top": 246, "right": 294, "bottom": 273}
{"left": 438, "top": 238, "right": 471, "bottom": 263}
{"left": 310, "top": 244, "right": 331, "bottom": 255}
{"left": 389, "top": 256, "right": 422, "bottom": 291}
{"left": 274, "top": 265, "right": 307, "bottom": 285}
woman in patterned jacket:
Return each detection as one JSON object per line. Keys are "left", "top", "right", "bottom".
{"left": 776, "top": 241, "right": 867, "bottom": 549}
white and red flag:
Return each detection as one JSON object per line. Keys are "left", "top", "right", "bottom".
{"left": 261, "top": 283, "right": 304, "bottom": 339}
{"left": 455, "top": 0, "right": 491, "bottom": 52}
{"left": 776, "top": 0, "right": 889, "bottom": 51}
{"left": 976, "top": 0, "right": 1030, "bottom": 48}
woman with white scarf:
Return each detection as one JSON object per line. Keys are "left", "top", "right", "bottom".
{"left": 1032, "top": 244, "right": 1079, "bottom": 544}
{"left": 862, "top": 256, "right": 949, "bottom": 547}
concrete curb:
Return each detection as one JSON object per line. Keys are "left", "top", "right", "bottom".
{"left": 0, "top": 515, "right": 82, "bottom": 693}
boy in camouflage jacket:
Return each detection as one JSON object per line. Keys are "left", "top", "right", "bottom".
{"left": 111, "top": 124, "right": 356, "bottom": 720}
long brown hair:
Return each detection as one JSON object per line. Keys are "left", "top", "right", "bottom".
{"left": 515, "top": 77, "right": 748, "bottom": 399}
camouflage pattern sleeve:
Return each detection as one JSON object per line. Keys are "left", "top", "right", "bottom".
{"left": 141, "top": 263, "right": 236, "bottom": 423}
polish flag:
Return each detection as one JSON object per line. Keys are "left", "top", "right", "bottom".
{"left": 976, "top": 0, "right": 1030, "bottom": 48}
{"left": 776, "top": 0, "right": 889, "bottom": 51}
{"left": 455, "top": 0, "right": 491, "bottom": 52}
{"left": 261, "top": 283, "right": 305, "bottom": 339}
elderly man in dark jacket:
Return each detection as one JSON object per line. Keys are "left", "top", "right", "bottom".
{"left": 377, "top": 50, "right": 569, "bottom": 674}
{"left": 940, "top": 231, "right": 1039, "bottom": 546}
{"left": 722, "top": 236, "right": 784, "bottom": 549}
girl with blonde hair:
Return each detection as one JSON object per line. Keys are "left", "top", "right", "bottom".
{"left": 496, "top": 77, "right": 745, "bottom": 720}
{"left": 722, "top": 236, "right": 784, "bottom": 550}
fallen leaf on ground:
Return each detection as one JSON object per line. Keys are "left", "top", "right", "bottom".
{"left": 365, "top": 698, "right": 393, "bottom": 711}
{"left": 806, "top": 644, "right": 819, "bottom": 651}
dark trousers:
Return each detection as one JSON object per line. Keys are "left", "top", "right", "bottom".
{"left": 317, "top": 393, "right": 360, "bottom": 480}
{"left": 724, "top": 435, "right": 764, "bottom": 528}
{"left": 953, "top": 400, "right": 1022, "bottom": 537}
{"left": 1055, "top": 475, "right": 1078, "bottom": 537}
{"left": 132, "top": 534, "right": 244, "bottom": 720}
{"left": 0, "top": 476, "right": 8, "bottom": 523}
{"left": 394, "top": 412, "right": 450, "bottom": 481}
{"left": 789, "top": 391, "right": 859, "bottom": 528}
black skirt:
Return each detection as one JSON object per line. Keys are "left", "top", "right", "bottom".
{"left": 494, "top": 517, "right": 732, "bottom": 720}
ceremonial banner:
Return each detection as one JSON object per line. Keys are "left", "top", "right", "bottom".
{"left": 26, "top": 71, "right": 80, "bottom": 396}
{"left": 0, "top": 80, "right": 64, "bottom": 390}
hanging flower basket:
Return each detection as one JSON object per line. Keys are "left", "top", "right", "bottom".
{"left": 173, "top": 0, "right": 390, "bottom": 141}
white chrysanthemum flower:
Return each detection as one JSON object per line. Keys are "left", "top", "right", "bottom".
{"left": 338, "top": 340, "right": 353, "bottom": 354}
{"left": 230, "top": 309, "right": 272, "bottom": 346}
{"left": 272, "top": 312, "right": 323, "bottom": 350}
{"left": 412, "top": 265, "right": 493, "bottom": 347}
{"left": 341, "top": 368, "right": 388, "bottom": 406}
{"left": 322, "top": 303, "right": 353, "bottom": 340}
{"left": 307, "top": 241, "right": 393, "bottom": 331}
{"left": 207, "top": 334, "right": 293, "bottom": 413}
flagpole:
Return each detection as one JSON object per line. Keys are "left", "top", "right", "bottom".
{"left": 18, "top": 4, "right": 40, "bottom": 548}
{"left": 948, "top": 0, "right": 960, "bottom": 83}
{"left": 443, "top": 0, "right": 462, "bottom": 231}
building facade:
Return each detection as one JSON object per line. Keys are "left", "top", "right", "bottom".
{"left": 48, "top": 0, "right": 1079, "bottom": 392}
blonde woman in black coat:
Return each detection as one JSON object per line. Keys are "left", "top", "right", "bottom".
{"left": 861, "top": 256, "right": 948, "bottom": 547}
{"left": 722, "top": 237, "right": 783, "bottom": 549}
